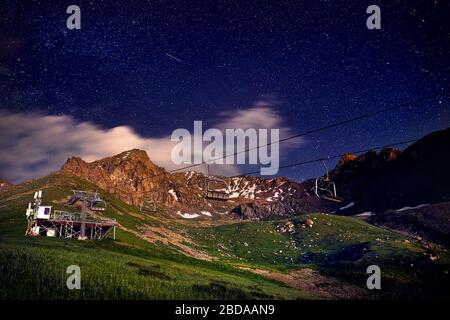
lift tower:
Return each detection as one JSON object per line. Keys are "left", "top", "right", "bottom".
{"left": 68, "top": 190, "right": 107, "bottom": 240}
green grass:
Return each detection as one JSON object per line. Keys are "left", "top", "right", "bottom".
{"left": 0, "top": 236, "right": 313, "bottom": 299}
{"left": 0, "top": 172, "right": 311, "bottom": 299}
{"left": 1, "top": 172, "right": 450, "bottom": 299}
{"left": 189, "top": 214, "right": 424, "bottom": 267}
{"left": 188, "top": 214, "right": 450, "bottom": 298}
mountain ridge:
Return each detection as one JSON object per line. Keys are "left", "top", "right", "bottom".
{"left": 60, "top": 128, "right": 450, "bottom": 222}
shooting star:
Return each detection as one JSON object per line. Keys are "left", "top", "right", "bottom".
{"left": 165, "top": 53, "right": 183, "bottom": 63}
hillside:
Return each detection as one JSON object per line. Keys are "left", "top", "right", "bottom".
{"left": 58, "top": 128, "right": 450, "bottom": 226}
{"left": 61, "top": 149, "right": 321, "bottom": 220}
{"left": 59, "top": 149, "right": 358, "bottom": 221}
{"left": 1, "top": 172, "right": 450, "bottom": 299}
{"left": 368, "top": 202, "right": 450, "bottom": 245}
{"left": 327, "top": 128, "right": 450, "bottom": 213}
{"left": 0, "top": 172, "right": 310, "bottom": 299}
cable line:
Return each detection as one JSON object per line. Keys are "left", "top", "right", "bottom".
{"left": 166, "top": 89, "right": 449, "bottom": 174}
{"left": 237, "top": 138, "right": 418, "bottom": 176}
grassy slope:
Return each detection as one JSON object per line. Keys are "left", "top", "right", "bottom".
{"left": 0, "top": 172, "right": 310, "bottom": 299}
{"left": 188, "top": 214, "right": 450, "bottom": 298}
{"left": 1, "top": 172, "right": 450, "bottom": 299}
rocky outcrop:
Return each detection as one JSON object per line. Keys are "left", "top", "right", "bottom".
{"left": 363, "top": 128, "right": 450, "bottom": 211}
{"left": 331, "top": 148, "right": 400, "bottom": 177}
{"left": 0, "top": 179, "right": 11, "bottom": 192}
{"left": 324, "top": 147, "right": 402, "bottom": 207}
{"left": 61, "top": 149, "right": 223, "bottom": 212}
{"left": 60, "top": 127, "right": 450, "bottom": 221}
{"left": 62, "top": 149, "right": 171, "bottom": 206}
{"left": 61, "top": 149, "right": 312, "bottom": 218}
{"left": 327, "top": 128, "right": 450, "bottom": 213}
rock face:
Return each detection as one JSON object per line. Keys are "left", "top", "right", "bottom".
{"left": 61, "top": 149, "right": 317, "bottom": 219}
{"left": 326, "top": 147, "right": 401, "bottom": 207}
{"left": 0, "top": 179, "right": 11, "bottom": 192}
{"left": 365, "top": 128, "right": 450, "bottom": 211}
{"left": 325, "top": 127, "right": 450, "bottom": 214}
{"left": 60, "top": 127, "right": 450, "bottom": 220}
{"left": 335, "top": 128, "right": 450, "bottom": 213}
{"left": 62, "top": 150, "right": 222, "bottom": 211}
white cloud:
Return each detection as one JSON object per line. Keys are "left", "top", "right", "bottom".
{"left": 0, "top": 111, "right": 178, "bottom": 183}
{"left": 216, "top": 97, "right": 300, "bottom": 147}
{"left": 208, "top": 97, "right": 303, "bottom": 176}
{"left": 0, "top": 98, "right": 301, "bottom": 183}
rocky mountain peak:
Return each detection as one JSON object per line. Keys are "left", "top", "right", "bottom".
{"left": 60, "top": 149, "right": 315, "bottom": 218}
{"left": 115, "top": 149, "right": 154, "bottom": 164}
{"left": 57, "top": 127, "right": 450, "bottom": 220}
{"left": 63, "top": 156, "right": 85, "bottom": 167}
{"left": 335, "top": 153, "right": 358, "bottom": 171}
{"left": 332, "top": 148, "right": 402, "bottom": 176}
{"left": 379, "top": 148, "right": 401, "bottom": 161}
{"left": 61, "top": 149, "right": 170, "bottom": 205}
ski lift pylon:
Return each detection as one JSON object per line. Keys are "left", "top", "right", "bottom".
{"left": 314, "top": 160, "right": 344, "bottom": 203}
{"left": 68, "top": 190, "right": 107, "bottom": 211}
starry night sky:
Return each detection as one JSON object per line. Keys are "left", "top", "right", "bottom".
{"left": 1, "top": 0, "right": 449, "bottom": 182}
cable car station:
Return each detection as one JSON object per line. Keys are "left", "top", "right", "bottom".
{"left": 25, "top": 190, "right": 117, "bottom": 240}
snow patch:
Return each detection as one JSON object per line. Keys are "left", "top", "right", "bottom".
{"left": 176, "top": 211, "right": 199, "bottom": 219}
{"left": 185, "top": 171, "right": 194, "bottom": 181}
{"left": 201, "top": 211, "right": 212, "bottom": 217}
{"left": 395, "top": 204, "right": 429, "bottom": 212}
{"left": 339, "top": 202, "right": 355, "bottom": 211}
{"left": 357, "top": 212, "right": 373, "bottom": 217}
{"left": 229, "top": 192, "right": 240, "bottom": 199}
{"left": 168, "top": 189, "right": 178, "bottom": 201}
{"left": 241, "top": 184, "right": 257, "bottom": 199}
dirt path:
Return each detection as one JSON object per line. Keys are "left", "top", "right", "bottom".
{"left": 240, "top": 267, "right": 369, "bottom": 299}
{"left": 119, "top": 223, "right": 216, "bottom": 261}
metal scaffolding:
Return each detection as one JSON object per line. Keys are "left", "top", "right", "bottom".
{"left": 25, "top": 190, "right": 116, "bottom": 240}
